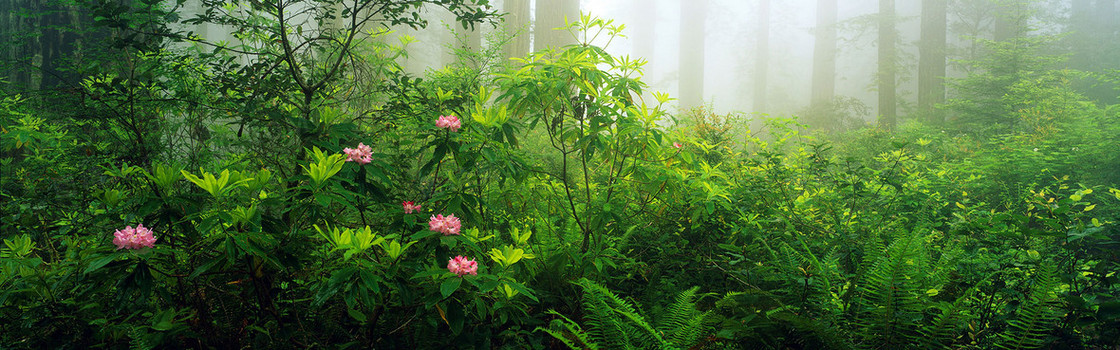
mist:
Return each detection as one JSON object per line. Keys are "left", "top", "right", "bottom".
{"left": 367, "top": 0, "right": 1117, "bottom": 128}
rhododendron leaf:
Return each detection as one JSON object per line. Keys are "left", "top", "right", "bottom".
{"left": 488, "top": 248, "right": 505, "bottom": 266}
{"left": 503, "top": 281, "right": 538, "bottom": 302}
{"left": 224, "top": 236, "right": 238, "bottom": 265}
{"left": 410, "top": 269, "right": 447, "bottom": 280}
{"left": 189, "top": 258, "right": 223, "bottom": 280}
{"left": 502, "top": 284, "right": 518, "bottom": 298}
{"left": 410, "top": 230, "right": 438, "bottom": 241}
{"left": 314, "top": 267, "right": 357, "bottom": 306}
{"left": 359, "top": 270, "right": 380, "bottom": 294}
{"left": 151, "top": 309, "right": 178, "bottom": 331}
{"left": 84, "top": 254, "right": 118, "bottom": 274}
{"left": 346, "top": 307, "right": 367, "bottom": 323}
{"left": 458, "top": 235, "right": 484, "bottom": 253}
{"left": 419, "top": 144, "right": 448, "bottom": 176}
{"left": 440, "top": 277, "right": 462, "bottom": 298}
{"left": 446, "top": 301, "right": 465, "bottom": 334}
{"left": 479, "top": 279, "right": 501, "bottom": 292}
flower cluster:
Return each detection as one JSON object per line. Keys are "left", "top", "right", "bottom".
{"left": 113, "top": 224, "right": 157, "bottom": 250}
{"left": 428, "top": 214, "right": 462, "bottom": 235}
{"left": 402, "top": 201, "right": 422, "bottom": 214}
{"left": 447, "top": 255, "right": 478, "bottom": 276}
{"left": 435, "top": 115, "right": 462, "bottom": 132}
{"left": 343, "top": 143, "right": 372, "bottom": 164}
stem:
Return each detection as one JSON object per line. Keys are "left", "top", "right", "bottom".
{"left": 358, "top": 166, "right": 368, "bottom": 226}
{"left": 427, "top": 131, "right": 450, "bottom": 201}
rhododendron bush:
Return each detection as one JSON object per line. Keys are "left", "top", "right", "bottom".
{"left": 4, "top": 4, "right": 1120, "bottom": 350}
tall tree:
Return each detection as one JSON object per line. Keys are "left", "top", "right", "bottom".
{"left": 533, "top": 0, "right": 580, "bottom": 50}
{"left": 631, "top": 0, "right": 656, "bottom": 62}
{"left": 753, "top": 0, "right": 770, "bottom": 112}
{"left": 2, "top": 0, "right": 95, "bottom": 90}
{"left": 679, "top": 0, "right": 707, "bottom": 109}
{"left": 878, "top": 0, "right": 897, "bottom": 131}
{"left": 811, "top": 0, "right": 837, "bottom": 108}
{"left": 1068, "top": 0, "right": 1091, "bottom": 69}
{"left": 443, "top": 3, "right": 484, "bottom": 66}
{"left": 503, "top": 0, "right": 530, "bottom": 58}
{"left": 993, "top": 0, "right": 1028, "bottom": 41}
{"left": 918, "top": 0, "right": 947, "bottom": 125}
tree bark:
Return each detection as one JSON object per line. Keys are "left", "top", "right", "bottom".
{"left": 918, "top": 0, "right": 947, "bottom": 125}
{"left": 1095, "top": 0, "right": 1117, "bottom": 35}
{"left": 993, "top": 0, "right": 1025, "bottom": 41}
{"left": 533, "top": 0, "right": 579, "bottom": 50}
{"left": 631, "top": 0, "right": 656, "bottom": 62}
{"left": 503, "top": 0, "right": 530, "bottom": 58}
{"left": 753, "top": 0, "right": 770, "bottom": 112}
{"left": 878, "top": 0, "right": 896, "bottom": 131}
{"left": 679, "top": 0, "right": 707, "bottom": 110}
{"left": 811, "top": 0, "right": 837, "bottom": 107}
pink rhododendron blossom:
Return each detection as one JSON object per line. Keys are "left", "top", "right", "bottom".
{"left": 435, "top": 115, "right": 462, "bottom": 132}
{"left": 402, "top": 201, "right": 422, "bottom": 214}
{"left": 113, "top": 224, "right": 157, "bottom": 250}
{"left": 447, "top": 255, "right": 478, "bottom": 276}
{"left": 343, "top": 143, "right": 373, "bottom": 164}
{"left": 673, "top": 142, "right": 682, "bottom": 149}
{"left": 428, "top": 213, "right": 462, "bottom": 235}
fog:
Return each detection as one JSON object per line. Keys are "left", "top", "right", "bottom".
{"left": 364, "top": 0, "right": 1116, "bottom": 129}
{"left": 387, "top": 0, "right": 924, "bottom": 119}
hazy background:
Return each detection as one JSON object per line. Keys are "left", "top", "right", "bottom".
{"left": 389, "top": 1, "right": 934, "bottom": 118}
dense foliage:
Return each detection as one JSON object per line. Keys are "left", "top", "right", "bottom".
{"left": 2, "top": 1, "right": 1118, "bottom": 349}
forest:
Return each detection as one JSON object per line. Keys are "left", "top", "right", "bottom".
{"left": 1, "top": 0, "right": 1119, "bottom": 348}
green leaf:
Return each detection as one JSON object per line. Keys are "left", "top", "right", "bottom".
{"left": 503, "top": 280, "right": 538, "bottom": 302}
{"left": 441, "top": 277, "right": 463, "bottom": 298}
{"left": 84, "top": 254, "right": 118, "bottom": 274}
{"left": 446, "top": 300, "right": 465, "bottom": 334}
{"left": 347, "top": 307, "right": 367, "bottom": 322}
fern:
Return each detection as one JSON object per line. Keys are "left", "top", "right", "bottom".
{"left": 657, "top": 286, "right": 710, "bottom": 348}
{"left": 540, "top": 310, "right": 601, "bottom": 350}
{"left": 995, "top": 263, "right": 1062, "bottom": 350}
{"left": 539, "top": 278, "right": 710, "bottom": 350}
{"left": 852, "top": 231, "right": 933, "bottom": 348}
{"left": 919, "top": 298, "right": 973, "bottom": 349}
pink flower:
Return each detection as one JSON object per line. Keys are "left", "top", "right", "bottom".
{"left": 447, "top": 255, "right": 478, "bottom": 276}
{"left": 112, "top": 224, "right": 157, "bottom": 250}
{"left": 343, "top": 143, "right": 373, "bottom": 164}
{"left": 673, "top": 142, "right": 682, "bottom": 149}
{"left": 402, "top": 201, "right": 422, "bottom": 214}
{"left": 435, "top": 115, "right": 462, "bottom": 132}
{"left": 428, "top": 213, "right": 462, "bottom": 235}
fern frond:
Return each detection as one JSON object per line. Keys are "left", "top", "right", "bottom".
{"left": 854, "top": 231, "right": 929, "bottom": 348}
{"left": 579, "top": 278, "right": 642, "bottom": 349}
{"left": 995, "top": 264, "right": 1062, "bottom": 350}
{"left": 538, "top": 310, "right": 602, "bottom": 350}
{"left": 540, "top": 279, "right": 703, "bottom": 350}
{"left": 656, "top": 286, "right": 709, "bottom": 348}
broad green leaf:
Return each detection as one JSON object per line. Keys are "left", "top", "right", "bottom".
{"left": 441, "top": 277, "right": 463, "bottom": 298}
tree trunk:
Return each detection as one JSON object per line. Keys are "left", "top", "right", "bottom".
{"left": 1068, "top": 0, "right": 1091, "bottom": 69}
{"left": 811, "top": 0, "right": 837, "bottom": 107}
{"left": 918, "top": 0, "right": 947, "bottom": 125}
{"left": 1095, "top": 0, "right": 1117, "bottom": 35}
{"left": 631, "top": 0, "right": 656, "bottom": 62}
{"left": 503, "top": 0, "right": 530, "bottom": 58}
{"left": 442, "top": 5, "right": 483, "bottom": 66}
{"left": 679, "top": 0, "right": 706, "bottom": 110}
{"left": 993, "top": 0, "right": 1025, "bottom": 41}
{"left": 533, "top": 0, "right": 579, "bottom": 50}
{"left": 878, "top": 0, "right": 896, "bottom": 131}
{"left": 753, "top": 0, "right": 770, "bottom": 112}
